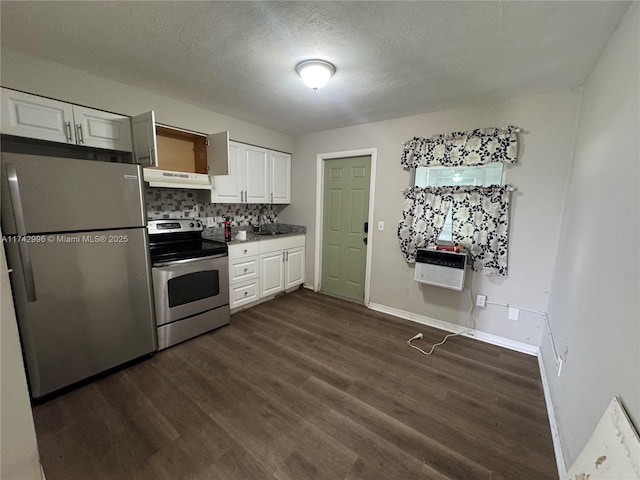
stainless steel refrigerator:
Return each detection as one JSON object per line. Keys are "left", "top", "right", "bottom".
{"left": 1, "top": 152, "right": 157, "bottom": 398}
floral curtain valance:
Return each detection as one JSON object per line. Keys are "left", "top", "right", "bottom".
{"left": 400, "top": 126, "right": 521, "bottom": 168}
{"left": 398, "top": 185, "right": 512, "bottom": 276}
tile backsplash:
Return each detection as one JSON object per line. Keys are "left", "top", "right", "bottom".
{"left": 145, "top": 188, "right": 278, "bottom": 227}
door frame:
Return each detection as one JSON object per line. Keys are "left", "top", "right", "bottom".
{"left": 314, "top": 148, "right": 377, "bottom": 305}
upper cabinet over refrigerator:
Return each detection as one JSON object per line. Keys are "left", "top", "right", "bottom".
{"left": 131, "top": 110, "right": 229, "bottom": 188}
{"left": 1, "top": 88, "right": 133, "bottom": 151}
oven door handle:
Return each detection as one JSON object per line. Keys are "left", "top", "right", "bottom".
{"left": 153, "top": 254, "right": 228, "bottom": 267}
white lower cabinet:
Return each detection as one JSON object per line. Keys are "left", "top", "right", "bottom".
{"left": 259, "top": 236, "right": 305, "bottom": 298}
{"left": 285, "top": 246, "right": 305, "bottom": 289}
{"left": 228, "top": 242, "right": 260, "bottom": 309}
{"left": 228, "top": 235, "right": 305, "bottom": 310}
{"left": 260, "top": 251, "right": 286, "bottom": 297}
{"left": 230, "top": 281, "right": 260, "bottom": 308}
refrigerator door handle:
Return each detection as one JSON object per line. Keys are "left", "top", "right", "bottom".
{"left": 6, "top": 163, "right": 37, "bottom": 302}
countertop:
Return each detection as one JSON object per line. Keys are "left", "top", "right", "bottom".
{"left": 202, "top": 224, "right": 306, "bottom": 245}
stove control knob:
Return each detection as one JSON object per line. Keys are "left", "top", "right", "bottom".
{"left": 190, "top": 222, "right": 194, "bottom": 228}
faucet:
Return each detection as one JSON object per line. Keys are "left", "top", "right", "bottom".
{"left": 258, "top": 205, "right": 270, "bottom": 231}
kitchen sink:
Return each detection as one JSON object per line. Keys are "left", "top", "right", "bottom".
{"left": 254, "top": 231, "right": 281, "bottom": 236}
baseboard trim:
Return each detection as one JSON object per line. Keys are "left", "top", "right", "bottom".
{"left": 367, "top": 300, "right": 565, "bottom": 479}
{"left": 367, "top": 302, "right": 539, "bottom": 356}
{"left": 537, "top": 352, "right": 567, "bottom": 479}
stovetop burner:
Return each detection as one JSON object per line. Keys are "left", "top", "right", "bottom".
{"left": 148, "top": 219, "right": 227, "bottom": 264}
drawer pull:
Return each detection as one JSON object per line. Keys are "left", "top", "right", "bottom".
{"left": 244, "top": 268, "right": 248, "bottom": 273}
{"left": 244, "top": 291, "right": 248, "bottom": 296}
{"left": 244, "top": 249, "right": 247, "bottom": 254}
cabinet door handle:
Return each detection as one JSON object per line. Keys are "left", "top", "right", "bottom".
{"left": 244, "top": 267, "right": 248, "bottom": 273}
{"left": 271, "top": 192, "right": 273, "bottom": 203}
{"left": 282, "top": 251, "right": 285, "bottom": 262}
{"left": 286, "top": 251, "right": 289, "bottom": 261}
{"left": 76, "top": 124, "right": 84, "bottom": 144}
{"left": 148, "top": 146, "right": 156, "bottom": 166}
{"left": 65, "top": 121, "right": 73, "bottom": 142}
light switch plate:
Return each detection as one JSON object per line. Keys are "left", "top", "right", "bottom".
{"left": 206, "top": 217, "right": 215, "bottom": 227}
{"left": 378, "top": 221, "right": 384, "bottom": 231}
{"left": 508, "top": 307, "right": 520, "bottom": 321}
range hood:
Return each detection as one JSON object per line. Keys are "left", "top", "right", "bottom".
{"left": 143, "top": 168, "right": 211, "bottom": 190}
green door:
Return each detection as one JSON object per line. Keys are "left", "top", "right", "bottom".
{"left": 321, "top": 156, "right": 371, "bottom": 303}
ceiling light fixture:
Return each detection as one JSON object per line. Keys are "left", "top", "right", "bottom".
{"left": 295, "top": 59, "right": 336, "bottom": 90}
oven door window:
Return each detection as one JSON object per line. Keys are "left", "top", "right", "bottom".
{"left": 167, "top": 270, "right": 220, "bottom": 308}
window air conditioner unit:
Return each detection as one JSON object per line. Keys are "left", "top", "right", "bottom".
{"left": 414, "top": 249, "right": 467, "bottom": 291}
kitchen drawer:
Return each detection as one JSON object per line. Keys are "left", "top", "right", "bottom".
{"left": 230, "top": 280, "right": 259, "bottom": 309}
{"left": 228, "top": 241, "right": 260, "bottom": 260}
{"left": 230, "top": 255, "right": 259, "bottom": 284}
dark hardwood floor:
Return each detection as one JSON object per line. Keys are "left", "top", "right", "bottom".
{"left": 33, "top": 289, "right": 558, "bottom": 480}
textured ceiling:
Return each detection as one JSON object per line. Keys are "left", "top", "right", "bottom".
{"left": 0, "top": 1, "right": 630, "bottom": 135}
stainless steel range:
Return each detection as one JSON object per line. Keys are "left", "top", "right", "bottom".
{"left": 148, "top": 219, "right": 230, "bottom": 350}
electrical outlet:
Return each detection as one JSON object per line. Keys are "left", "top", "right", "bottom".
{"left": 476, "top": 294, "right": 486, "bottom": 307}
{"left": 378, "top": 221, "right": 384, "bottom": 231}
{"left": 508, "top": 307, "right": 520, "bottom": 321}
{"left": 206, "top": 217, "right": 215, "bottom": 227}
{"left": 556, "top": 358, "right": 563, "bottom": 377}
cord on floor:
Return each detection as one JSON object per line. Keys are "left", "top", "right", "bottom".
{"left": 406, "top": 276, "right": 475, "bottom": 356}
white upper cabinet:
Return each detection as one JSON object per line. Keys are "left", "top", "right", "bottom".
{"left": 73, "top": 105, "right": 132, "bottom": 151}
{"left": 131, "top": 110, "right": 229, "bottom": 174}
{"left": 1, "top": 88, "right": 132, "bottom": 151}
{"left": 131, "top": 111, "right": 158, "bottom": 168}
{"left": 212, "top": 141, "right": 269, "bottom": 204}
{"left": 1, "top": 89, "right": 75, "bottom": 144}
{"left": 212, "top": 142, "right": 242, "bottom": 203}
{"left": 212, "top": 141, "right": 291, "bottom": 204}
{"left": 270, "top": 151, "right": 291, "bottom": 204}
{"left": 244, "top": 145, "right": 270, "bottom": 203}
{"left": 207, "top": 131, "right": 230, "bottom": 176}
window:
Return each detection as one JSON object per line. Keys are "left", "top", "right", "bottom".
{"left": 413, "top": 163, "right": 504, "bottom": 243}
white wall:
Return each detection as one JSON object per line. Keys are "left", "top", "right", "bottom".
{"left": 542, "top": 3, "right": 639, "bottom": 469}
{"left": 1, "top": 243, "right": 44, "bottom": 480}
{"left": 281, "top": 89, "right": 581, "bottom": 346}
{"left": 0, "top": 48, "right": 294, "bottom": 154}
